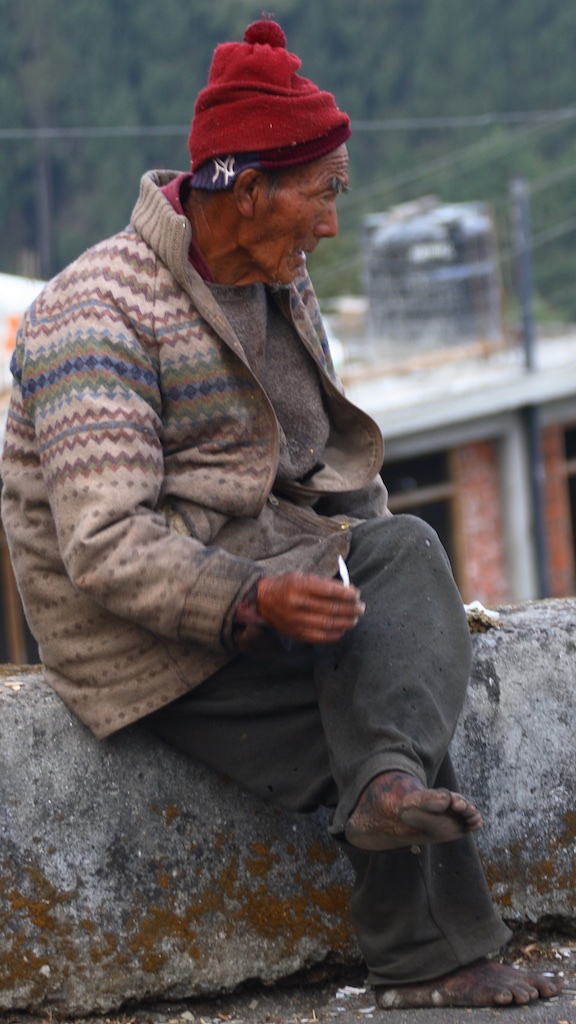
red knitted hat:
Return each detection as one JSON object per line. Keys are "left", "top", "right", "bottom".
{"left": 189, "top": 17, "right": 351, "bottom": 173}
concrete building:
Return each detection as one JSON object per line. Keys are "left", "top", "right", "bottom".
{"left": 340, "top": 319, "right": 576, "bottom": 605}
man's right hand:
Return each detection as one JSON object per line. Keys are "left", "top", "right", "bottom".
{"left": 256, "top": 571, "right": 365, "bottom": 645}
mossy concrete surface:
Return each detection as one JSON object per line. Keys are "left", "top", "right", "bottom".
{"left": 0, "top": 598, "right": 574, "bottom": 1016}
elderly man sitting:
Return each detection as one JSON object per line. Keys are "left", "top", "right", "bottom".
{"left": 1, "top": 17, "right": 563, "bottom": 1011}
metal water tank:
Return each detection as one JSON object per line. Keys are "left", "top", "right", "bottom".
{"left": 362, "top": 198, "right": 502, "bottom": 356}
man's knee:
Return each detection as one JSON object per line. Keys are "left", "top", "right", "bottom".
{"left": 353, "top": 514, "right": 449, "bottom": 568}
{"left": 387, "top": 513, "right": 440, "bottom": 544}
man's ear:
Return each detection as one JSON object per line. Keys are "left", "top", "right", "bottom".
{"left": 233, "top": 168, "right": 267, "bottom": 218}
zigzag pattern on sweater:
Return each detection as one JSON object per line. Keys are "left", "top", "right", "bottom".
{"left": 17, "top": 228, "right": 262, "bottom": 403}
{"left": 42, "top": 450, "right": 164, "bottom": 486}
{"left": 19, "top": 350, "right": 158, "bottom": 401}
{"left": 18, "top": 339, "right": 260, "bottom": 442}
{"left": 39, "top": 424, "right": 159, "bottom": 462}
{"left": 9, "top": 239, "right": 275, "bottom": 494}
{"left": 35, "top": 405, "right": 156, "bottom": 443}
{"left": 38, "top": 229, "right": 158, "bottom": 288}
{"left": 1, "top": 400, "right": 38, "bottom": 468}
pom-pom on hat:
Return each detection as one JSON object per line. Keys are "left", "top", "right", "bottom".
{"left": 188, "top": 17, "right": 351, "bottom": 175}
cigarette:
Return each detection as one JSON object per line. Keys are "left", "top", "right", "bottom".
{"left": 338, "top": 555, "right": 350, "bottom": 587}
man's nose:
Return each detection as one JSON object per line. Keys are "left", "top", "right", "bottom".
{"left": 315, "top": 203, "right": 339, "bottom": 239}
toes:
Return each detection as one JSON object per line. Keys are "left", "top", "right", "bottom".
{"left": 532, "top": 973, "right": 565, "bottom": 998}
{"left": 463, "top": 807, "right": 484, "bottom": 830}
{"left": 494, "top": 983, "right": 539, "bottom": 1005}
{"left": 347, "top": 780, "right": 485, "bottom": 852}
{"left": 547, "top": 977, "right": 565, "bottom": 996}
{"left": 448, "top": 792, "right": 484, "bottom": 830}
{"left": 399, "top": 806, "right": 467, "bottom": 842}
{"left": 486, "top": 965, "right": 563, "bottom": 1006}
{"left": 375, "top": 962, "right": 564, "bottom": 1009}
{"left": 492, "top": 989, "right": 515, "bottom": 1005}
{"left": 406, "top": 787, "right": 453, "bottom": 814}
{"left": 449, "top": 791, "right": 478, "bottom": 815}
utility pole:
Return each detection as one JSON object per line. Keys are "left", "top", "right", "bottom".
{"left": 510, "top": 178, "right": 549, "bottom": 598}
{"left": 35, "top": 136, "right": 53, "bottom": 280}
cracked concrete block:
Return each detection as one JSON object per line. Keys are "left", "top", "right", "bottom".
{"left": 0, "top": 598, "right": 574, "bottom": 1014}
{"left": 452, "top": 597, "right": 576, "bottom": 928}
{"left": 0, "top": 669, "right": 357, "bottom": 1015}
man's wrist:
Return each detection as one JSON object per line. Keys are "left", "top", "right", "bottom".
{"left": 234, "top": 581, "right": 268, "bottom": 628}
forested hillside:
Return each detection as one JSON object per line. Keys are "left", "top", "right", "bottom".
{"left": 2, "top": 0, "right": 576, "bottom": 318}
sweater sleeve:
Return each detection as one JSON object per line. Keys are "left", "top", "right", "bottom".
{"left": 12, "top": 274, "right": 261, "bottom": 653}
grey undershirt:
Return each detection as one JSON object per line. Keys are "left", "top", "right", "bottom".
{"left": 208, "top": 282, "right": 330, "bottom": 484}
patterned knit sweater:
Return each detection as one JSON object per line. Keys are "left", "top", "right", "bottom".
{"left": 1, "top": 169, "right": 386, "bottom": 738}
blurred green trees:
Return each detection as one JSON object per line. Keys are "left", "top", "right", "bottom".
{"left": 2, "top": 0, "right": 576, "bottom": 318}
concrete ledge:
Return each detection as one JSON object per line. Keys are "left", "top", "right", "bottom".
{"left": 0, "top": 598, "right": 575, "bottom": 1015}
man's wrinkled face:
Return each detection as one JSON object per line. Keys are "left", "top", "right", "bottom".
{"left": 241, "top": 144, "right": 349, "bottom": 286}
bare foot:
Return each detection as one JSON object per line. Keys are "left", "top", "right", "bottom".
{"left": 375, "top": 957, "right": 565, "bottom": 1008}
{"left": 345, "top": 770, "right": 483, "bottom": 851}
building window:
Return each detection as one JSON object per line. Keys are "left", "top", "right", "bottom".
{"left": 383, "top": 440, "right": 511, "bottom": 605}
{"left": 382, "top": 450, "right": 459, "bottom": 576}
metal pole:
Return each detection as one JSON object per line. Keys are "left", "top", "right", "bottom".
{"left": 510, "top": 178, "right": 550, "bottom": 597}
{"left": 510, "top": 179, "right": 536, "bottom": 371}
{"left": 35, "top": 137, "right": 53, "bottom": 280}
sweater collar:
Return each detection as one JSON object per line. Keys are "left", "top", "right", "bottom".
{"left": 159, "top": 173, "right": 216, "bottom": 282}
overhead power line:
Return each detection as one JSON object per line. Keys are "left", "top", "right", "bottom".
{"left": 0, "top": 125, "right": 189, "bottom": 141}
{"left": 3, "top": 108, "right": 576, "bottom": 141}
{"left": 351, "top": 108, "right": 576, "bottom": 130}
{"left": 337, "top": 115, "right": 573, "bottom": 225}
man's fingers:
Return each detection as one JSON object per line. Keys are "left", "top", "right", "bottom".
{"left": 256, "top": 572, "right": 365, "bottom": 642}
{"left": 291, "top": 594, "right": 362, "bottom": 618}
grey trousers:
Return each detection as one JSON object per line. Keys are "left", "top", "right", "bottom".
{"left": 146, "top": 515, "right": 511, "bottom": 985}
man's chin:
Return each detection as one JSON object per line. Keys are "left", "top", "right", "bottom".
{"left": 276, "top": 258, "right": 308, "bottom": 287}
{"left": 269, "top": 269, "right": 304, "bottom": 290}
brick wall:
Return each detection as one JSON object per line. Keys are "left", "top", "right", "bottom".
{"left": 453, "top": 425, "right": 576, "bottom": 604}
{"left": 453, "top": 440, "right": 509, "bottom": 606}
{"left": 541, "top": 423, "right": 576, "bottom": 597}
